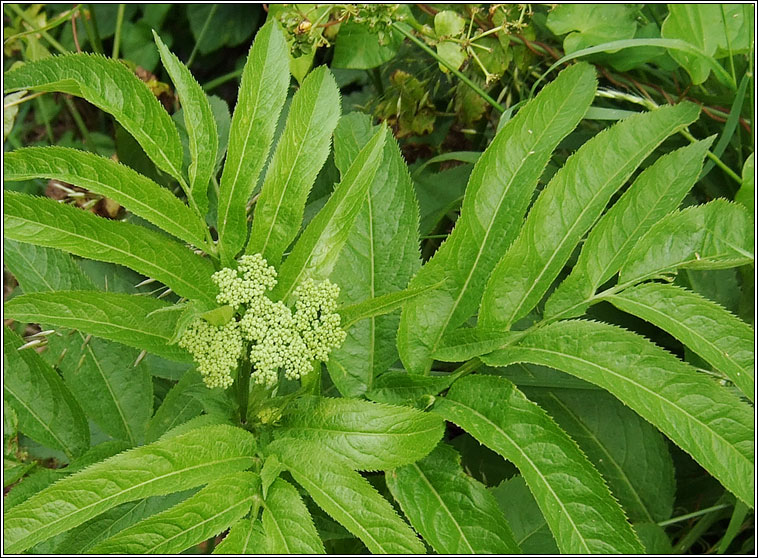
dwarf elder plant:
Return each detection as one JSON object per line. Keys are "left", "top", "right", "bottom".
{"left": 3, "top": 20, "right": 754, "bottom": 555}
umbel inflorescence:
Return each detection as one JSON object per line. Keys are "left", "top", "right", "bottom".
{"left": 178, "top": 254, "right": 346, "bottom": 389}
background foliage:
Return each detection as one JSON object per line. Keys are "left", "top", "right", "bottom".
{"left": 3, "top": 3, "right": 754, "bottom": 555}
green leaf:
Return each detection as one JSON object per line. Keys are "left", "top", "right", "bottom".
{"left": 365, "top": 372, "right": 456, "bottom": 406}
{"left": 4, "top": 53, "right": 184, "bottom": 180}
{"left": 146, "top": 370, "right": 218, "bottom": 442}
{"left": 247, "top": 66, "right": 341, "bottom": 266}
{"left": 524, "top": 389, "right": 675, "bottom": 523}
{"left": 263, "top": 478, "right": 325, "bottom": 553}
{"left": 435, "top": 328, "right": 517, "bottom": 362}
{"left": 386, "top": 443, "right": 521, "bottom": 554}
{"left": 608, "top": 283, "right": 754, "bottom": 401}
{"left": 491, "top": 476, "right": 559, "bottom": 554}
{"left": 547, "top": 5, "right": 637, "bottom": 53}
{"left": 154, "top": 32, "right": 217, "bottom": 217}
{"left": 54, "top": 491, "right": 195, "bottom": 553}
{"left": 268, "top": 438, "right": 424, "bottom": 554}
{"left": 4, "top": 291, "right": 191, "bottom": 362}
{"left": 217, "top": 21, "right": 290, "bottom": 264}
{"left": 214, "top": 518, "right": 266, "bottom": 555}
{"left": 734, "top": 153, "right": 754, "bottom": 213}
{"left": 337, "top": 282, "right": 441, "bottom": 330}
{"left": 3, "top": 238, "right": 94, "bottom": 292}
{"left": 433, "top": 374, "right": 644, "bottom": 554}
{"left": 662, "top": 5, "right": 753, "bottom": 84}
{"left": 3, "top": 424, "right": 256, "bottom": 553}
{"left": 619, "top": 199, "right": 754, "bottom": 284}
{"left": 397, "top": 63, "right": 597, "bottom": 374}
{"left": 200, "top": 304, "right": 236, "bottom": 326}
{"left": 479, "top": 102, "right": 700, "bottom": 330}
{"left": 272, "top": 126, "right": 387, "bottom": 302}
{"left": 4, "top": 441, "right": 131, "bottom": 511}
{"left": 90, "top": 473, "right": 258, "bottom": 554}
{"left": 483, "top": 320, "right": 754, "bottom": 505}
{"left": 332, "top": 22, "right": 402, "bottom": 69}
{"left": 545, "top": 138, "right": 713, "bottom": 320}
{"left": 49, "top": 333, "right": 152, "bottom": 446}
{"left": 327, "top": 113, "right": 421, "bottom": 396}
{"left": 278, "top": 395, "right": 444, "bottom": 471}
{"left": 4, "top": 192, "right": 217, "bottom": 303}
{"left": 3, "top": 327, "right": 89, "bottom": 459}
{"left": 4, "top": 147, "right": 209, "bottom": 249}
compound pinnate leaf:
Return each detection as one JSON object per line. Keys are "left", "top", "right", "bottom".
{"left": 365, "top": 372, "right": 456, "bottom": 407}
{"left": 545, "top": 138, "right": 713, "bottom": 320}
{"left": 4, "top": 291, "right": 191, "bottom": 362}
{"left": 619, "top": 199, "right": 754, "bottom": 284}
{"left": 4, "top": 53, "right": 183, "bottom": 180}
{"left": 397, "top": 63, "right": 597, "bottom": 375}
{"left": 4, "top": 146, "right": 209, "bottom": 249}
{"left": 525, "top": 389, "right": 676, "bottom": 523}
{"left": 4, "top": 241, "right": 152, "bottom": 444}
{"left": 3, "top": 327, "right": 89, "bottom": 460}
{"left": 3, "top": 425, "right": 257, "bottom": 553}
{"left": 154, "top": 32, "right": 217, "bottom": 217}
{"left": 263, "top": 478, "right": 325, "bottom": 554}
{"left": 278, "top": 395, "right": 444, "bottom": 471}
{"left": 328, "top": 112, "right": 420, "bottom": 396}
{"left": 214, "top": 518, "right": 266, "bottom": 555}
{"left": 608, "top": 283, "right": 754, "bottom": 401}
{"left": 4, "top": 191, "right": 217, "bottom": 303}
{"left": 433, "top": 374, "right": 644, "bottom": 554}
{"left": 269, "top": 438, "right": 424, "bottom": 554}
{"left": 434, "top": 328, "right": 517, "bottom": 362}
{"left": 54, "top": 491, "right": 195, "bottom": 554}
{"left": 336, "top": 283, "right": 441, "bottom": 330}
{"left": 479, "top": 102, "right": 700, "bottom": 330}
{"left": 491, "top": 476, "right": 559, "bottom": 554}
{"left": 386, "top": 443, "right": 521, "bottom": 554}
{"left": 90, "top": 473, "right": 258, "bottom": 554}
{"left": 483, "top": 320, "right": 754, "bottom": 505}
{"left": 273, "top": 126, "right": 387, "bottom": 302}
{"left": 247, "top": 65, "right": 341, "bottom": 267}
{"left": 217, "top": 21, "right": 289, "bottom": 264}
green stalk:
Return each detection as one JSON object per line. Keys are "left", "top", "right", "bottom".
{"left": 83, "top": 5, "right": 104, "bottom": 54}
{"left": 672, "top": 504, "right": 731, "bottom": 553}
{"left": 63, "top": 97, "right": 95, "bottom": 152}
{"left": 238, "top": 356, "right": 252, "bottom": 426}
{"left": 392, "top": 21, "right": 504, "bottom": 113}
{"left": 34, "top": 97, "right": 55, "bottom": 143}
{"left": 203, "top": 68, "right": 244, "bottom": 91}
{"left": 112, "top": 4, "right": 126, "bottom": 59}
{"left": 187, "top": 4, "right": 218, "bottom": 68}
{"left": 9, "top": 3, "right": 68, "bottom": 55}
{"left": 657, "top": 503, "right": 731, "bottom": 527}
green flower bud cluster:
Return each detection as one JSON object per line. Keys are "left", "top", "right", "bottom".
{"left": 212, "top": 254, "right": 277, "bottom": 309}
{"left": 177, "top": 319, "right": 243, "bottom": 389}
{"left": 178, "top": 254, "right": 345, "bottom": 389}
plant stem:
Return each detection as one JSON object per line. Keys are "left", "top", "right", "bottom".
{"left": 63, "top": 96, "right": 95, "bottom": 152}
{"left": 112, "top": 4, "right": 125, "bottom": 59}
{"left": 3, "top": 91, "right": 46, "bottom": 109}
{"left": 35, "top": 97, "right": 55, "bottom": 143}
{"left": 672, "top": 504, "right": 731, "bottom": 553}
{"left": 203, "top": 68, "right": 244, "bottom": 91}
{"left": 83, "top": 5, "right": 104, "bottom": 54}
{"left": 237, "top": 358, "right": 251, "bottom": 426}
{"left": 9, "top": 3, "right": 68, "bottom": 55}
{"left": 187, "top": 4, "right": 217, "bottom": 68}
{"left": 658, "top": 503, "right": 731, "bottom": 527}
{"left": 392, "top": 21, "right": 504, "bottom": 113}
